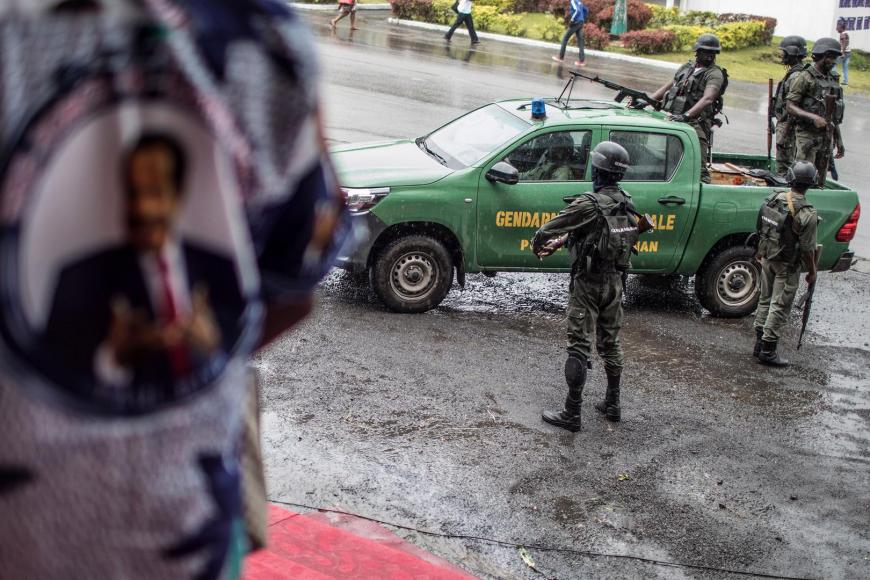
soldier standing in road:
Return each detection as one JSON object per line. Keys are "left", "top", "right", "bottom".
{"left": 786, "top": 37, "right": 845, "bottom": 188}
{"left": 773, "top": 36, "right": 810, "bottom": 176}
{"left": 531, "top": 142, "right": 642, "bottom": 432}
{"left": 752, "top": 161, "right": 819, "bottom": 367}
{"left": 645, "top": 34, "right": 727, "bottom": 184}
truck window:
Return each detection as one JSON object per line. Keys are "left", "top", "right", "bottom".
{"left": 608, "top": 131, "right": 683, "bottom": 182}
{"left": 506, "top": 130, "right": 591, "bottom": 182}
{"left": 425, "top": 104, "right": 529, "bottom": 168}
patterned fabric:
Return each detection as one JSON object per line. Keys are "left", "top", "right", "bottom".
{"left": 0, "top": 2, "right": 348, "bottom": 579}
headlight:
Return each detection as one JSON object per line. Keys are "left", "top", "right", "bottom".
{"left": 342, "top": 187, "right": 390, "bottom": 214}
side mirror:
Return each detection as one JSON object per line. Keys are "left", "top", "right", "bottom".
{"left": 486, "top": 161, "right": 519, "bottom": 185}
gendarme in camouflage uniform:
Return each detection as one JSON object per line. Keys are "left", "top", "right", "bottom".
{"left": 753, "top": 162, "right": 819, "bottom": 367}
{"left": 786, "top": 37, "right": 845, "bottom": 188}
{"left": 772, "top": 36, "right": 810, "bottom": 175}
{"left": 532, "top": 141, "right": 645, "bottom": 432}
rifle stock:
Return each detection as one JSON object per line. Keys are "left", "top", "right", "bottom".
{"left": 796, "top": 245, "right": 822, "bottom": 349}
{"left": 767, "top": 78, "right": 774, "bottom": 162}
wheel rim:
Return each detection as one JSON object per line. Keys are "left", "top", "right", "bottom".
{"left": 715, "top": 260, "right": 758, "bottom": 309}
{"left": 389, "top": 251, "right": 438, "bottom": 302}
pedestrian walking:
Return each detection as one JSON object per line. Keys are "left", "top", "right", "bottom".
{"left": 646, "top": 34, "right": 727, "bottom": 183}
{"left": 444, "top": 0, "right": 480, "bottom": 45}
{"left": 532, "top": 141, "right": 646, "bottom": 432}
{"left": 552, "top": 0, "right": 588, "bottom": 67}
{"left": 835, "top": 19, "right": 850, "bottom": 86}
{"left": 785, "top": 37, "right": 845, "bottom": 188}
{"left": 752, "top": 162, "right": 819, "bottom": 367}
{"left": 772, "top": 36, "right": 809, "bottom": 176}
{"left": 0, "top": 2, "right": 348, "bottom": 579}
{"left": 331, "top": 0, "right": 359, "bottom": 31}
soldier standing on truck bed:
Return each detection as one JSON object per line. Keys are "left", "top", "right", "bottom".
{"left": 773, "top": 36, "right": 810, "bottom": 176}
{"left": 531, "top": 142, "right": 645, "bottom": 432}
{"left": 786, "top": 37, "right": 846, "bottom": 188}
{"left": 752, "top": 161, "right": 819, "bottom": 367}
{"left": 645, "top": 33, "right": 727, "bottom": 184}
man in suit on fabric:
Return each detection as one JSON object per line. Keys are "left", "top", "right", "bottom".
{"left": 43, "top": 133, "right": 245, "bottom": 398}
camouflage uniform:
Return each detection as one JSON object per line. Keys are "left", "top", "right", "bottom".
{"left": 774, "top": 63, "right": 810, "bottom": 175}
{"left": 753, "top": 190, "right": 818, "bottom": 342}
{"left": 662, "top": 61, "right": 726, "bottom": 183}
{"left": 533, "top": 186, "right": 634, "bottom": 376}
{"left": 521, "top": 161, "right": 573, "bottom": 182}
{"left": 786, "top": 66, "right": 845, "bottom": 187}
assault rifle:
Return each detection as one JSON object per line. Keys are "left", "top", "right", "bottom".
{"left": 796, "top": 245, "right": 821, "bottom": 350}
{"left": 766, "top": 78, "right": 774, "bottom": 162}
{"left": 821, "top": 88, "right": 838, "bottom": 184}
{"left": 560, "top": 71, "right": 662, "bottom": 111}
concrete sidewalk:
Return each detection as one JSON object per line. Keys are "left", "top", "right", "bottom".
{"left": 291, "top": 2, "right": 680, "bottom": 70}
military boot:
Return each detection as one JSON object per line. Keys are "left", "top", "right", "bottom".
{"left": 752, "top": 327, "right": 764, "bottom": 358}
{"left": 758, "top": 340, "right": 789, "bottom": 367}
{"left": 542, "top": 356, "right": 586, "bottom": 432}
{"left": 595, "top": 374, "right": 621, "bottom": 422}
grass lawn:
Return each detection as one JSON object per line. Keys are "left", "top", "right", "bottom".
{"left": 607, "top": 40, "right": 870, "bottom": 93}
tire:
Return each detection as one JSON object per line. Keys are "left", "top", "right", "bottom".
{"left": 370, "top": 235, "right": 454, "bottom": 313}
{"left": 695, "top": 245, "right": 760, "bottom": 318}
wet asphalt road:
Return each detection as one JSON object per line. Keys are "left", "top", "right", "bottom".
{"left": 253, "top": 12, "right": 870, "bottom": 579}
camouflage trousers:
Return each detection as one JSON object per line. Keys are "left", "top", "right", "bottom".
{"left": 691, "top": 121, "right": 712, "bottom": 183}
{"left": 775, "top": 120, "right": 796, "bottom": 176}
{"left": 753, "top": 258, "right": 800, "bottom": 342}
{"left": 793, "top": 126, "right": 831, "bottom": 188}
{"left": 567, "top": 271, "right": 624, "bottom": 376}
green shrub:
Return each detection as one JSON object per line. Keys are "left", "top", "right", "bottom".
{"left": 663, "top": 20, "right": 767, "bottom": 51}
{"left": 431, "top": 0, "right": 454, "bottom": 24}
{"left": 662, "top": 24, "right": 711, "bottom": 51}
{"left": 648, "top": 6, "right": 718, "bottom": 28}
{"left": 538, "top": 13, "right": 565, "bottom": 42}
{"left": 476, "top": 0, "right": 514, "bottom": 12}
{"left": 850, "top": 49, "right": 870, "bottom": 72}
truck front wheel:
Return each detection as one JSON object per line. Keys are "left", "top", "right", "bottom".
{"left": 371, "top": 235, "right": 454, "bottom": 313}
{"left": 695, "top": 246, "right": 760, "bottom": 318}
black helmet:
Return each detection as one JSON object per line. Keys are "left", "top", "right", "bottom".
{"left": 812, "top": 37, "right": 842, "bottom": 57}
{"left": 590, "top": 141, "right": 630, "bottom": 176}
{"left": 779, "top": 35, "right": 808, "bottom": 58}
{"left": 547, "top": 133, "right": 574, "bottom": 160}
{"left": 693, "top": 33, "right": 721, "bottom": 54}
{"left": 786, "top": 161, "right": 819, "bottom": 187}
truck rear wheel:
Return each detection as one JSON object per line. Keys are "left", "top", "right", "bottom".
{"left": 695, "top": 246, "right": 760, "bottom": 318}
{"left": 371, "top": 235, "right": 454, "bottom": 313}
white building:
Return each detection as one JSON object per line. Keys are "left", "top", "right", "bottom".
{"left": 678, "top": 0, "right": 870, "bottom": 51}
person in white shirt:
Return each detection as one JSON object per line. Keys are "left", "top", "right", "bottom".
{"left": 444, "top": 0, "right": 479, "bottom": 45}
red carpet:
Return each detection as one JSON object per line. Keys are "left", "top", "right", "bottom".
{"left": 243, "top": 505, "right": 476, "bottom": 579}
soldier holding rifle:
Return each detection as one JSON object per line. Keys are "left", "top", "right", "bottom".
{"left": 770, "top": 36, "right": 810, "bottom": 176}
{"left": 786, "top": 37, "right": 845, "bottom": 188}
{"left": 752, "top": 162, "right": 819, "bottom": 367}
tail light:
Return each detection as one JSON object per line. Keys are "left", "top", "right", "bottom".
{"left": 836, "top": 203, "right": 860, "bottom": 242}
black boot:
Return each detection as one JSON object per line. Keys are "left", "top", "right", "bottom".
{"left": 752, "top": 327, "right": 764, "bottom": 358}
{"left": 595, "top": 374, "right": 621, "bottom": 422}
{"left": 758, "top": 340, "right": 789, "bottom": 367}
{"left": 542, "top": 356, "right": 586, "bottom": 432}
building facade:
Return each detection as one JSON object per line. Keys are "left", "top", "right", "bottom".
{"left": 681, "top": 0, "right": 870, "bottom": 51}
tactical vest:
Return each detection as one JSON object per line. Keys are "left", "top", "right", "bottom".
{"left": 756, "top": 190, "right": 812, "bottom": 264}
{"left": 662, "top": 61, "right": 728, "bottom": 121}
{"left": 569, "top": 187, "right": 640, "bottom": 274}
{"left": 774, "top": 63, "right": 810, "bottom": 122}
{"left": 796, "top": 67, "right": 845, "bottom": 126}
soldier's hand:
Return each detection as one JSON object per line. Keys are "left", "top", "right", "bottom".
{"left": 835, "top": 144, "right": 845, "bottom": 159}
{"left": 805, "top": 272, "right": 817, "bottom": 285}
{"left": 811, "top": 115, "right": 827, "bottom": 129}
{"left": 668, "top": 113, "right": 690, "bottom": 123}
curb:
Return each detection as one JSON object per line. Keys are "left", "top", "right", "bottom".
{"left": 387, "top": 18, "right": 681, "bottom": 70}
{"left": 291, "top": 2, "right": 392, "bottom": 11}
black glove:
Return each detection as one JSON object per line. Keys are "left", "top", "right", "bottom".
{"left": 669, "top": 113, "right": 690, "bottom": 123}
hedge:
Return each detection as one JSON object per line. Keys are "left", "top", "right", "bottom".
{"left": 583, "top": 23, "right": 610, "bottom": 50}
{"left": 596, "top": 0, "right": 653, "bottom": 32}
{"left": 663, "top": 20, "right": 767, "bottom": 52}
{"left": 621, "top": 29, "right": 678, "bottom": 54}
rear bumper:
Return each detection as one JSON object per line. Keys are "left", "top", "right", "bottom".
{"left": 830, "top": 250, "right": 854, "bottom": 273}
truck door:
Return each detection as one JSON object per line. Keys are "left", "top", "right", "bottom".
{"left": 476, "top": 128, "right": 597, "bottom": 270}
{"left": 606, "top": 128, "right": 698, "bottom": 272}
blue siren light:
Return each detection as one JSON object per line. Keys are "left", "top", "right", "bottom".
{"left": 531, "top": 98, "right": 546, "bottom": 119}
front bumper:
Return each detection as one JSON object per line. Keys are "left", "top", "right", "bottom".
{"left": 831, "top": 250, "right": 855, "bottom": 273}
{"left": 335, "top": 211, "right": 388, "bottom": 273}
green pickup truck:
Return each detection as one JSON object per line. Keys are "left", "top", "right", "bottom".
{"left": 331, "top": 99, "right": 860, "bottom": 316}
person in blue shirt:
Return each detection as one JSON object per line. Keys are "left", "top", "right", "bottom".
{"left": 552, "top": 0, "right": 588, "bottom": 67}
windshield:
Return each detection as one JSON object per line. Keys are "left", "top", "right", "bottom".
{"left": 424, "top": 104, "right": 529, "bottom": 168}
